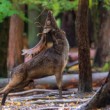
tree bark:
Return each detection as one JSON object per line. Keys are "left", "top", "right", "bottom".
{"left": 101, "top": 12, "right": 110, "bottom": 64}
{"left": 61, "top": 11, "right": 77, "bottom": 48}
{"left": 76, "top": 0, "right": 92, "bottom": 92}
{"left": 0, "top": 19, "right": 9, "bottom": 77}
{"left": 7, "top": 14, "right": 24, "bottom": 74}
{"left": 94, "top": 0, "right": 108, "bottom": 67}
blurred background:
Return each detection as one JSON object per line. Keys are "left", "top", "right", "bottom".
{"left": 0, "top": 0, "right": 110, "bottom": 77}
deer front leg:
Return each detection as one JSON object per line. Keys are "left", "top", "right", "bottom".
{"left": 55, "top": 73, "right": 63, "bottom": 98}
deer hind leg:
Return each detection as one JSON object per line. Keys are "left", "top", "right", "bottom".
{"left": 55, "top": 73, "right": 63, "bottom": 98}
{"left": 0, "top": 74, "right": 27, "bottom": 105}
{"left": 0, "top": 83, "right": 16, "bottom": 105}
{"left": 1, "top": 80, "right": 32, "bottom": 105}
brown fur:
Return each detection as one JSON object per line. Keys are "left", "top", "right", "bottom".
{"left": 0, "top": 11, "right": 69, "bottom": 105}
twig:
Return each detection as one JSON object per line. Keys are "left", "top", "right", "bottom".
{"left": 9, "top": 89, "right": 58, "bottom": 96}
{"left": 25, "top": 98, "right": 89, "bottom": 104}
{"left": 10, "top": 92, "right": 76, "bottom": 102}
{"left": 35, "top": 8, "right": 46, "bottom": 20}
{"left": 10, "top": 95, "right": 49, "bottom": 101}
{"left": 9, "top": 89, "right": 74, "bottom": 97}
{"left": 34, "top": 22, "right": 43, "bottom": 28}
{"left": 37, "top": 107, "right": 76, "bottom": 110}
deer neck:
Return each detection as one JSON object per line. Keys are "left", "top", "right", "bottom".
{"left": 51, "top": 29, "right": 69, "bottom": 55}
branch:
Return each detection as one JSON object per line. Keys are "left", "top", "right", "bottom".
{"left": 9, "top": 89, "right": 74, "bottom": 96}
{"left": 25, "top": 98, "right": 89, "bottom": 104}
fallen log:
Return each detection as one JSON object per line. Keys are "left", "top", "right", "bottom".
{"left": 75, "top": 71, "right": 110, "bottom": 110}
{"left": 34, "top": 72, "right": 108, "bottom": 89}
{"left": 0, "top": 72, "right": 108, "bottom": 89}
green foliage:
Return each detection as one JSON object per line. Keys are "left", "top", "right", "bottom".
{"left": 89, "top": 0, "right": 98, "bottom": 8}
{"left": 2, "top": 0, "right": 104, "bottom": 22}
{"left": 89, "top": 0, "right": 110, "bottom": 10}
{"left": 0, "top": 0, "right": 18, "bottom": 22}
{"left": 1, "top": 0, "right": 109, "bottom": 23}
{"left": 104, "top": 0, "right": 110, "bottom": 10}
{"left": 19, "top": 0, "right": 78, "bottom": 16}
{"left": 0, "top": 0, "right": 79, "bottom": 22}
{"left": 41, "top": 0, "right": 78, "bottom": 16}
{"left": 0, "top": 0, "right": 28, "bottom": 23}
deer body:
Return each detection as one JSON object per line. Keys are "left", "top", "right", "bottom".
{"left": 0, "top": 11, "right": 69, "bottom": 105}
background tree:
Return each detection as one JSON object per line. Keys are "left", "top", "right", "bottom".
{"left": 61, "top": 10, "right": 77, "bottom": 48}
{"left": 94, "top": 0, "right": 108, "bottom": 67}
{"left": 0, "top": 19, "right": 9, "bottom": 77}
{"left": 76, "top": 0, "right": 92, "bottom": 92}
{"left": 0, "top": 0, "right": 18, "bottom": 77}
{"left": 7, "top": 5, "right": 24, "bottom": 75}
{"left": 101, "top": 11, "right": 110, "bottom": 69}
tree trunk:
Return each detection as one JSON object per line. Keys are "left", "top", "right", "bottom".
{"left": 91, "top": 0, "right": 100, "bottom": 46}
{"left": 101, "top": 12, "right": 110, "bottom": 64}
{"left": 61, "top": 11, "right": 77, "bottom": 48}
{"left": 76, "top": 0, "right": 92, "bottom": 92}
{"left": 76, "top": 71, "right": 110, "bottom": 110}
{"left": 0, "top": 19, "right": 9, "bottom": 77}
{"left": 88, "top": 9, "right": 94, "bottom": 47}
{"left": 7, "top": 14, "right": 24, "bottom": 74}
{"left": 94, "top": 0, "right": 108, "bottom": 67}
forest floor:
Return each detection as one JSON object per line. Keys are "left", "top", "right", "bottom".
{"left": 0, "top": 71, "right": 109, "bottom": 110}
{"left": 0, "top": 88, "right": 90, "bottom": 110}
{"left": 0, "top": 87, "right": 110, "bottom": 110}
